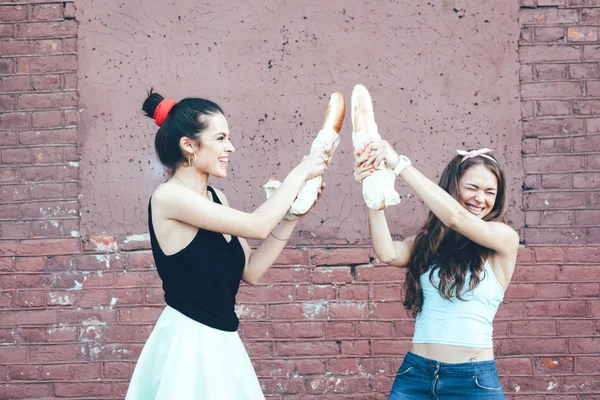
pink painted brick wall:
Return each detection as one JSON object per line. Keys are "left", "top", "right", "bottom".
{"left": 0, "top": 1, "right": 598, "bottom": 399}
{"left": 515, "top": 0, "right": 600, "bottom": 398}
{"left": 0, "top": 0, "right": 79, "bottom": 242}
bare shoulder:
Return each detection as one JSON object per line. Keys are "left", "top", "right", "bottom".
{"left": 211, "top": 186, "right": 230, "bottom": 207}
{"left": 489, "top": 220, "right": 519, "bottom": 236}
{"left": 488, "top": 221, "right": 520, "bottom": 252}
{"left": 487, "top": 223, "right": 520, "bottom": 289}
{"left": 151, "top": 182, "right": 181, "bottom": 207}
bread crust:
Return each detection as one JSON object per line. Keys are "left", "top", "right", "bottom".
{"left": 321, "top": 92, "right": 346, "bottom": 133}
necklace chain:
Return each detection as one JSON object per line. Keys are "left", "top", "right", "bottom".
{"left": 173, "top": 175, "right": 190, "bottom": 190}
{"left": 173, "top": 175, "right": 210, "bottom": 200}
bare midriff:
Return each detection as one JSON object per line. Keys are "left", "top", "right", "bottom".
{"left": 411, "top": 343, "right": 495, "bottom": 363}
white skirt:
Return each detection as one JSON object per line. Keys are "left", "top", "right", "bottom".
{"left": 126, "top": 306, "right": 265, "bottom": 400}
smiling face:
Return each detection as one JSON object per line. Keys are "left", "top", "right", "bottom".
{"left": 457, "top": 164, "right": 498, "bottom": 219}
{"left": 193, "top": 112, "right": 235, "bottom": 178}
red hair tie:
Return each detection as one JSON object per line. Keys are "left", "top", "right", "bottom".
{"left": 154, "top": 99, "right": 177, "bottom": 127}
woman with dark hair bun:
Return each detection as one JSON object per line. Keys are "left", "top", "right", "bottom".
{"left": 126, "top": 89, "right": 330, "bottom": 399}
{"left": 353, "top": 97, "right": 518, "bottom": 398}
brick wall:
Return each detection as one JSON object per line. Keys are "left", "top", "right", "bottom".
{"left": 0, "top": 1, "right": 78, "bottom": 241}
{"left": 512, "top": 0, "right": 600, "bottom": 398}
{"left": 0, "top": 1, "right": 598, "bottom": 400}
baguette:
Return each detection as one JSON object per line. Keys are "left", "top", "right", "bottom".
{"left": 351, "top": 84, "right": 400, "bottom": 210}
{"left": 264, "top": 92, "right": 346, "bottom": 219}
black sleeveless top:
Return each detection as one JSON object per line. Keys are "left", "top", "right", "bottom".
{"left": 148, "top": 186, "right": 245, "bottom": 332}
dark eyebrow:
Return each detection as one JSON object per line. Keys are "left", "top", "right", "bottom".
{"left": 465, "top": 183, "right": 497, "bottom": 191}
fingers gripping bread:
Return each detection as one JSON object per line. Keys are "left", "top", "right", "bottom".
{"left": 263, "top": 93, "right": 346, "bottom": 219}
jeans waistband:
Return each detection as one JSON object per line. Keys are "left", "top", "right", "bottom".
{"left": 404, "top": 351, "right": 497, "bottom": 375}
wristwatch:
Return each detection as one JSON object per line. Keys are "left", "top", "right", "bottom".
{"left": 392, "top": 155, "right": 411, "bottom": 176}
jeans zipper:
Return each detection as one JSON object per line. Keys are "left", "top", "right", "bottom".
{"left": 432, "top": 364, "right": 440, "bottom": 399}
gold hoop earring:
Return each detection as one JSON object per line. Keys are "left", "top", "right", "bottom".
{"left": 187, "top": 152, "right": 197, "bottom": 167}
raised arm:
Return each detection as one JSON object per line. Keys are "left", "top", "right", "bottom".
{"left": 356, "top": 141, "right": 519, "bottom": 259}
{"left": 353, "top": 150, "right": 414, "bottom": 267}
{"left": 367, "top": 208, "right": 416, "bottom": 267}
{"left": 397, "top": 166, "right": 518, "bottom": 256}
{"left": 238, "top": 187, "right": 324, "bottom": 285}
{"left": 208, "top": 183, "right": 324, "bottom": 284}
{"left": 153, "top": 149, "right": 328, "bottom": 240}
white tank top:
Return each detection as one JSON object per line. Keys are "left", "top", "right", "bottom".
{"left": 412, "top": 261, "right": 504, "bottom": 348}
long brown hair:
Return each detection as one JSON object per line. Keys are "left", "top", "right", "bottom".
{"left": 403, "top": 153, "right": 508, "bottom": 317}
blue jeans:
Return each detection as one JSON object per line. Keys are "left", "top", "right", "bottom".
{"left": 388, "top": 351, "right": 505, "bottom": 399}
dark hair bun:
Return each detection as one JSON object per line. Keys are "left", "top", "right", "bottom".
{"left": 142, "top": 88, "right": 165, "bottom": 120}
{"left": 143, "top": 89, "right": 224, "bottom": 172}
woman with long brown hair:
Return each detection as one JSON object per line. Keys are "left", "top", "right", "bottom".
{"left": 354, "top": 142, "right": 519, "bottom": 399}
